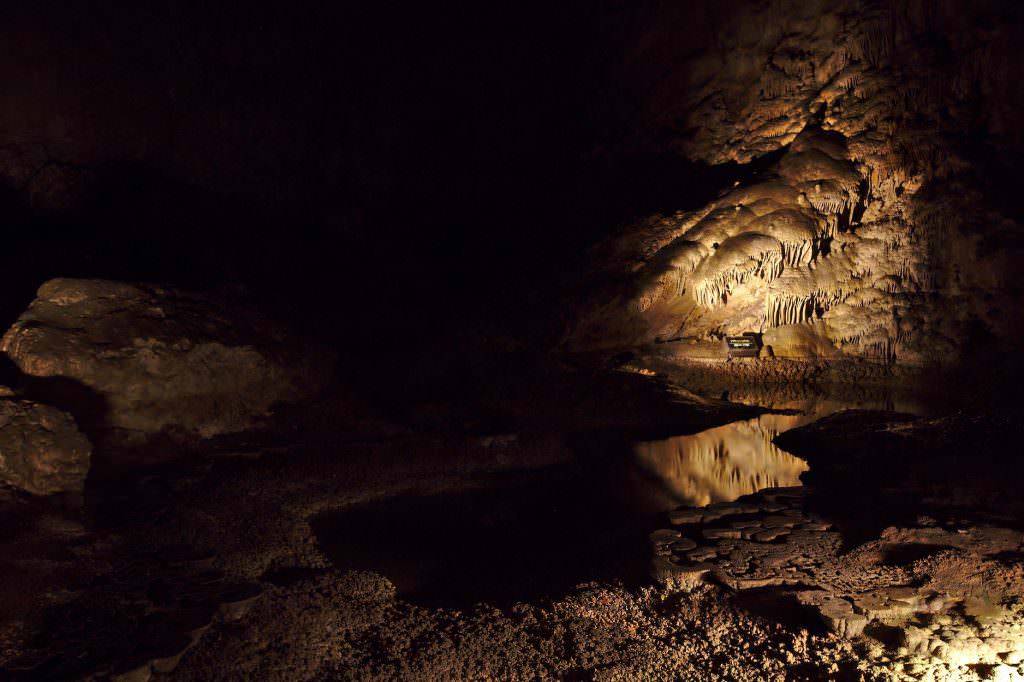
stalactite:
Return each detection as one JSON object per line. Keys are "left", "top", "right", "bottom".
{"left": 694, "top": 248, "right": 785, "bottom": 308}
{"left": 630, "top": 292, "right": 657, "bottom": 314}
{"left": 807, "top": 188, "right": 853, "bottom": 215}
{"left": 779, "top": 240, "right": 812, "bottom": 267}
{"left": 765, "top": 293, "right": 815, "bottom": 328}
{"left": 760, "top": 68, "right": 798, "bottom": 100}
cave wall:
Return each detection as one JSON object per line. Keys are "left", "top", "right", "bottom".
{"left": 567, "top": 0, "right": 1024, "bottom": 365}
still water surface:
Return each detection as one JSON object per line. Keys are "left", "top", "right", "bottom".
{"left": 631, "top": 395, "right": 927, "bottom": 508}
{"left": 314, "top": 393, "right": 929, "bottom": 607}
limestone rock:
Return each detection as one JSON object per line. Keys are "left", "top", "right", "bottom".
{"left": 796, "top": 591, "right": 867, "bottom": 638}
{"left": 1, "top": 279, "right": 334, "bottom": 438}
{"left": 852, "top": 587, "right": 926, "bottom": 625}
{"left": 0, "top": 397, "right": 91, "bottom": 495}
{"left": 649, "top": 556, "right": 713, "bottom": 592}
{"left": 564, "top": 4, "right": 1024, "bottom": 364}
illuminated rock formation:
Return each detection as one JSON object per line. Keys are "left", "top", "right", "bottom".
{"left": 567, "top": 2, "right": 1024, "bottom": 365}
{"left": 1, "top": 279, "right": 334, "bottom": 439}
{"left": 650, "top": 486, "right": 1024, "bottom": 679}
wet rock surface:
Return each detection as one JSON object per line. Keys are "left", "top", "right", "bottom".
{"left": 0, "top": 395, "right": 91, "bottom": 495}
{"left": 1, "top": 278, "right": 334, "bottom": 440}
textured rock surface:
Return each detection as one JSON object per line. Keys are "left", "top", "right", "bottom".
{"left": 0, "top": 396, "right": 90, "bottom": 495}
{"left": 646, "top": 404, "right": 1024, "bottom": 680}
{"left": 566, "top": 2, "right": 1024, "bottom": 365}
{"left": 1, "top": 279, "right": 334, "bottom": 438}
{"left": 651, "top": 486, "right": 1024, "bottom": 680}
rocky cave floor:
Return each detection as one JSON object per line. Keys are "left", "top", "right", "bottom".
{"left": 1, "top": 358, "right": 1023, "bottom": 682}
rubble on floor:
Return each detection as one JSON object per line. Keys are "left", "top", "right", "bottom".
{"left": 0, "top": 394, "right": 91, "bottom": 495}
{"left": 651, "top": 486, "right": 1024, "bottom": 680}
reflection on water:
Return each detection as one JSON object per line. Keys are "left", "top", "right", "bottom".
{"left": 631, "top": 394, "right": 927, "bottom": 508}
{"left": 313, "top": 387, "right": 937, "bottom": 607}
{"left": 632, "top": 415, "right": 811, "bottom": 507}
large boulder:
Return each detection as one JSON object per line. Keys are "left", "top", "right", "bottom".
{"left": 0, "top": 395, "right": 91, "bottom": 495}
{"left": 1, "top": 279, "right": 334, "bottom": 439}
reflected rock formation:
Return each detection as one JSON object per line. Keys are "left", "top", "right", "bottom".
{"left": 633, "top": 410, "right": 823, "bottom": 508}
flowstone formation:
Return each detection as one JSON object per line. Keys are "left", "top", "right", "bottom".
{"left": 1, "top": 278, "right": 334, "bottom": 440}
{"left": 568, "top": 2, "right": 1024, "bottom": 365}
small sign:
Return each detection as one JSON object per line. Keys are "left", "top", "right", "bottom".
{"left": 724, "top": 334, "right": 761, "bottom": 358}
